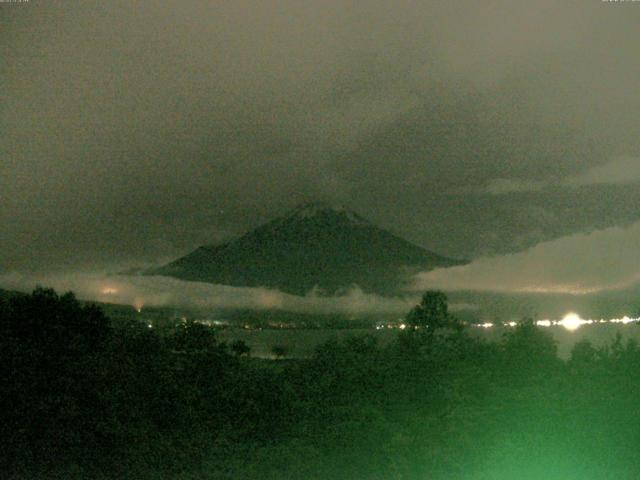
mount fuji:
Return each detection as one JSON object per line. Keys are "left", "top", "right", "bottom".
{"left": 149, "top": 203, "right": 464, "bottom": 296}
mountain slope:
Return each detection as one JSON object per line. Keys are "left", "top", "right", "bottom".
{"left": 149, "top": 203, "right": 465, "bottom": 295}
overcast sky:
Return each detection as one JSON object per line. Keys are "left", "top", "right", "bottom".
{"left": 3, "top": 0, "right": 640, "bottom": 280}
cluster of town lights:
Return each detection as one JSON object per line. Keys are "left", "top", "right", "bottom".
{"left": 377, "top": 314, "right": 639, "bottom": 332}
{"left": 473, "top": 313, "right": 640, "bottom": 331}
{"left": 101, "top": 287, "right": 638, "bottom": 333}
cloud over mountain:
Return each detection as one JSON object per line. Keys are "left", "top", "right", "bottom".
{"left": 3, "top": 1, "right": 640, "bottom": 270}
{"left": 0, "top": 271, "right": 418, "bottom": 317}
{"left": 413, "top": 220, "right": 640, "bottom": 295}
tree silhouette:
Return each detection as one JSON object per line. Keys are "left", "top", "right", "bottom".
{"left": 271, "top": 345, "right": 288, "bottom": 360}
{"left": 569, "top": 339, "right": 598, "bottom": 367}
{"left": 170, "top": 320, "right": 218, "bottom": 353}
{"left": 231, "top": 339, "right": 251, "bottom": 357}
{"left": 502, "top": 318, "right": 557, "bottom": 360}
{"left": 406, "top": 290, "right": 459, "bottom": 332}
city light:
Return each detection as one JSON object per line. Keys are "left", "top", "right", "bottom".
{"left": 470, "top": 314, "right": 640, "bottom": 330}
{"left": 558, "top": 313, "right": 586, "bottom": 331}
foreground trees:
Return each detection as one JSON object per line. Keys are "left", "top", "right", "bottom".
{"left": 2, "top": 288, "right": 640, "bottom": 479}
{"left": 405, "top": 290, "right": 462, "bottom": 333}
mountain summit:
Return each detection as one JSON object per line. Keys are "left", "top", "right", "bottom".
{"left": 283, "top": 202, "right": 370, "bottom": 225}
{"left": 149, "top": 203, "right": 464, "bottom": 295}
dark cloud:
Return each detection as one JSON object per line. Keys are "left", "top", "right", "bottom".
{"left": 2, "top": 1, "right": 640, "bottom": 271}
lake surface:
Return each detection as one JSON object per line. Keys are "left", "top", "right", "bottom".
{"left": 218, "top": 323, "right": 640, "bottom": 360}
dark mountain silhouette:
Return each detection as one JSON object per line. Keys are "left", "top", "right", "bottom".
{"left": 149, "top": 203, "right": 465, "bottom": 295}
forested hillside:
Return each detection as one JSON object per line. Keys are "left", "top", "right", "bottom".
{"left": 2, "top": 289, "right": 639, "bottom": 479}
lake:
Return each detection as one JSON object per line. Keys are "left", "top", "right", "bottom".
{"left": 218, "top": 322, "right": 640, "bottom": 360}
